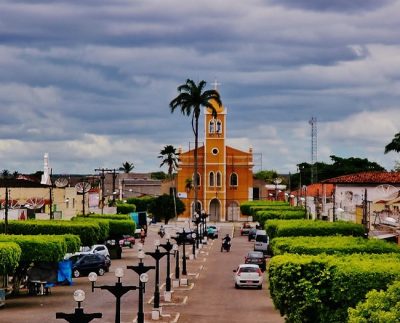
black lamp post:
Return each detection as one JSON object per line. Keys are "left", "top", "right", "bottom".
{"left": 160, "top": 236, "right": 174, "bottom": 292}
{"left": 4, "top": 186, "right": 9, "bottom": 234}
{"left": 201, "top": 210, "right": 208, "bottom": 242}
{"left": 56, "top": 289, "right": 102, "bottom": 323}
{"left": 172, "top": 229, "right": 188, "bottom": 276}
{"left": 127, "top": 250, "right": 155, "bottom": 323}
{"left": 173, "top": 243, "right": 179, "bottom": 280}
{"left": 192, "top": 213, "right": 201, "bottom": 248}
{"left": 191, "top": 232, "right": 197, "bottom": 257}
{"left": 145, "top": 240, "right": 168, "bottom": 310}
{"left": 88, "top": 268, "right": 137, "bottom": 323}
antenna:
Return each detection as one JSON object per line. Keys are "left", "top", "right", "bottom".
{"left": 309, "top": 117, "right": 317, "bottom": 184}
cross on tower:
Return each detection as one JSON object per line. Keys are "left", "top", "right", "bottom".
{"left": 211, "top": 79, "right": 221, "bottom": 90}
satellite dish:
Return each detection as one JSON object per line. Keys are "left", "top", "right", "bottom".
{"left": 25, "top": 197, "right": 45, "bottom": 209}
{"left": 75, "top": 182, "right": 91, "bottom": 194}
{"left": 1, "top": 199, "right": 21, "bottom": 209}
{"left": 375, "top": 184, "right": 398, "bottom": 198}
{"left": 55, "top": 177, "right": 69, "bottom": 188}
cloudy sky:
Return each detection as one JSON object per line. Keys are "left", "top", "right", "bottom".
{"left": 1, "top": 0, "right": 400, "bottom": 176}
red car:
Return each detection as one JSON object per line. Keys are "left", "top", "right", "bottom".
{"left": 240, "top": 223, "right": 252, "bottom": 236}
{"left": 119, "top": 235, "right": 135, "bottom": 248}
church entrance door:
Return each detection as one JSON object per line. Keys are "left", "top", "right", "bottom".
{"left": 227, "top": 201, "right": 240, "bottom": 221}
{"left": 209, "top": 199, "right": 220, "bottom": 222}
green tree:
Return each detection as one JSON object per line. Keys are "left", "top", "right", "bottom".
{"left": 148, "top": 194, "right": 185, "bottom": 224}
{"left": 150, "top": 171, "right": 167, "bottom": 180}
{"left": 385, "top": 132, "right": 400, "bottom": 154}
{"left": 1, "top": 169, "right": 10, "bottom": 178}
{"left": 119, "top": 161, "right": 134, "bottom": 173}
{"left": 170, "top": 79, "right": 221, "bottom": 215}
{"left": 254, "top": 170, "right": 278, "bottom": 182}
{"left": 159, "top": 145, "right": 180, "bottom": 218}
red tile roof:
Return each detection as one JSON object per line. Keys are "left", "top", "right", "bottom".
{"left": 291, "top": 183, "right": 334, "bottom": 197}
{"left": 322, "top": 171, "right": 400, "bottom": 184}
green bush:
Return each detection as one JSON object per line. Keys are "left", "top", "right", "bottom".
{"left": 266, "top": 219, "right": 365, "bottom": 240}
{"left": 0, "top": 242, "right": 21, "bottom": 274}
{"left": 72, "top": 218, "right": 135, "bottom": 239}
{"left": 116, "top": 203, "right": 136, "bottom": 214}
{"left": 269, "top": 253, "right": 400, "bottom": 323}
{"left": 126, "top": 196, "right": 155, "bottom": 212}
{"left": 77, "top": 213, "right": 131, "bottom": 220}
{"left": 348, "top": 280, "right": 400, "bottom": 322}
{"left": 271, "top": 236, "right": 400, "bottom": 256}
{"left": 2, "top": 220, "right": 102, "bottom": 247}
{"left": 254, "top": 210, "right": 305, "bottom": 227}
{"left": 240, "top": 201, "right": 290, "bottom": 215}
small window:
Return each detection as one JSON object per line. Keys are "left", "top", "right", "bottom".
{"left": 212, "top": 148, "right": 219, "bottom": 155}
{"left": 209, "top": 119, "right": 215, "bottom": 133}
{"left": 216, "top": 120, "right": 222, "bottom": 133}
{"left": 216, "top": 171, "right": 222, "bottom": 187}
{"left": 209, "top": 172, "right": 215, "bottom": 187}
{"left": 230, "top": 173, "right": 238, "bottom": 186}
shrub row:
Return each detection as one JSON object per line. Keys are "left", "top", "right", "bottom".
{"left": 0, "top": 234, "right": 80, "bottom": 263}
{"left": 268, "top": 253, "right": 400, "bottom": 323}
{"left": 270, "top": 236, "right": 400, "bottom": 256}
{"left": 254, "top": 210, "right": 305, "bottom": 226}
{"left": 0, "top": 242, "right": 22, "bottom": 274}
{"left": 72, "top": 218, "right": 135, "bottom": 239}
{"left": 116, "top": 203, "right": 136, "bottom": 214}
{"left": 1, "top": 220, "right": 101, "bottom": 247}
{"left": 240, "top": 201, "right": 290, "bottom": 215}
{"left": 348, "top": 280, "right": 400, "bottom": 322}
{"left": 265, "top": 219, "right": 365, "bottom": 240}
{"left": 77, "top": 213, "right": 131, "bottom": 220}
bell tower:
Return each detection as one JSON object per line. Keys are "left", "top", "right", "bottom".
{"left": 203, "top": 92, "right": 227, "bottom": 221}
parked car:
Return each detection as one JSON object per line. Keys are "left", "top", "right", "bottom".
{"left": 72, "top": 254, "right": 111, "bottom": 278}
{"left": 244, "top": 251, "right": 266, "bottom": 271}
{"left": 233, "top": 264, "right": 263, "bottom": 289}
{"left": 119, "top": 235, "right": 135, "bottom": 248}
{"left": 248, "top": 228, "right": 257, "bottom": 241}
{"left": 79, "top": 244, "right": 111, "bottom": 259}
{"left": 207, "top": 225, "right": 219, "bottom": 239}
{"left": 254, "top": 230, "right": 269, "bottom": 254}
{"left": 240, "top": 223, "right": 252, "bottom": 235}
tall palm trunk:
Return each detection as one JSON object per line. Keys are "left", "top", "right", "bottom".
{"left": 193, "top": 112, "right": 199, "bottom": 218}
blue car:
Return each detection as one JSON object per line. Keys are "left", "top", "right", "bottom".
{"left": 207, "top": 225, "right": 219, "bottom": 239}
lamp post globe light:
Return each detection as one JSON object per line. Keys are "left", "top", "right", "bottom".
{"left": 145, "top": 240, "right": 168, "bottom": 312}
{"left": 55, "top": 290, "right": 102, "bottom": 323}
{"left": 160, "top": 235, "right": 174, "bottom": 292}
{"left": 88, "top": 268, "right": 138, "bottom": 323}
{"left": 273, "top": 177, "right": 282, "bottom": 201}
{"left": 172, "top": 243, "right": 180, "bottom": 282}
{"left": 127, "top": 251, "right": 155, "bottom": 323}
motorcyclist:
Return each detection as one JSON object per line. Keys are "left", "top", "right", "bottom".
{"left": 221, "top": 234, "right": 231, "bottom": 252}
{"left": 158, "top": 225, "right": 165, "bottom": 238}
{"left": 140, "top": 228, "right": 146, "bottom": 243}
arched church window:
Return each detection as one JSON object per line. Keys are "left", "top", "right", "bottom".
{"left": 230, "top": 173, "right": 238, "bottom": 186}
{"left": 209, "top": 172, "right": 215, "bottom": 187}
{"left": 209, "top": 119, "right": 215, "bottom": 133}
{"left": 216, "top": 120, "right": 222, "bottom": 133}
{"left": 193, "top": 172, "right": 201, "bottom": 187}
{"left": 216, "top": 171, "right": 222, "bottom": 187}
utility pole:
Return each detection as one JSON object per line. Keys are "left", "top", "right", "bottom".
{"left": 94, "top": 168, "right": 114, "bottom": 215}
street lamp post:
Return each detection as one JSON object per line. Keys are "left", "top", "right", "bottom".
{"left": 192, "top": 213, "right": 201, "bottom": 248}
{"left": 160, "top": 236, "right": 174, "bottom": 292}
{"left": 201, "top": 210, "right": 208, "bottom": 242}
{"left": 127, "top": 250, "right": 155, "bottom": 323}
{"left": 172, "top": 229, "right": 188, "bottom": 276}
{"left": 145, "top": 240, "right": 168, "bottom": 311}
{"left": 88, "top": 268, "right": 137, "bottom": 323}
{"left": 173, "top": 243, "right": 179, "bottom": 280}
{"left": 273, "top": 177, "right": 282, "bottom": 201}
{"left": 56, "top": 290, "right": 102, "bottom": 323}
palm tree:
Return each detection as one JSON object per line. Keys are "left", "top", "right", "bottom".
{"left": 119, "top": 161, "right": 134, "bottom": 173}
{"left": 159, "top": 145, "right": 180, "bottom": 218}
{"left": 385, "top": 132, "right": 400, "bottom": 154}
{"left": 170, "top": 79, "right": 222, "bottom": 216}
{"left": 159, "top": 145, "right": 180, "bottom": 178}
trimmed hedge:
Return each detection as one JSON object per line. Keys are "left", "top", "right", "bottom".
{"left": 0, "top": 234, "right": 80, "bottom": 263}
{"left": 265, "top": 219, "right": 365, "bottom": 240}
{"left": 254, "top": 210, "right": 305, "bottom": 227}
{"left": 77, "top": 213, "right": 131, "bottom": 221}
{"left": 271, "top": 236, "right": 400, "bottom": 256}
{"left": 72, "top": 218, "right": 135, "bottom": 239}
{"left": 240, "top": 201, "right": 290, "bottom": 215}
{"left": 116, "top": 203, "right": 136, "bottom": 214}
{"left": 268, "top": 253, "right": 400, "bottom": 323}
{"left": 0, "top": 242, "right": 21, "bottom": 274}
{"left": 1, "top": 220, "right": 102, "bottom": 247}
{"left": 348, "top": 280, "right": 400, "bottom": 322}
{"left": 126, "top": 196, "right": 155, "bottom": 212}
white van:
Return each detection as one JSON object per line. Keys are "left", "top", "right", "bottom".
{"left": 254, "top": 230, "right": 269, "bottom": 254}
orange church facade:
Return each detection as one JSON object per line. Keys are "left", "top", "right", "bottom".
{"left": 176, "top": 98, "right": 254, "bottom": 221}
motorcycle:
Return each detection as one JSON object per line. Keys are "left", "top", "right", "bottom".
{"left": 158, "top": 229, "right": 165, "bottom": 238}
{"left": 221, "top": 240, "right": 231, "bottom": 252}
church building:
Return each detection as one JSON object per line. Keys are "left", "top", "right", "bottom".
{"left": 176, "top": 92, "right": 254, "bottom": 222}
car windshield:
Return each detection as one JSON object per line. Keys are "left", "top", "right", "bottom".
{"left": 248, "top": 252, "right": 263, "bottom": 258}
{"left": 256, "top": 235, "right": 269, "bottom": 243}
{"left": 239, "top": 266, "right": 259, "bottom": 273}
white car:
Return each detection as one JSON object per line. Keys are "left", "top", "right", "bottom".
{"left": 65, "top": 244, "right": 110, "bottom": 260}
{"left": 233, "top": 264, "right": 263, "bottom": 289}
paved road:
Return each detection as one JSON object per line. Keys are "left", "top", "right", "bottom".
{"left": 1, "top": 222, "right": 284, "bottom": 323}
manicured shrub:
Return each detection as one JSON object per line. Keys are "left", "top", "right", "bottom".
{"left": 2, "top": 220, "right": 101, "bottom": 247}
{"left": 240, "top": 201, "right": 290, "bottom": 215}
{"left": 72, "top": 218, "right": 135, "bottom": 239}
{"left": 116, "top": 203, "right": 136, "bottom": 214}
{"left": 126, "top": 196, "right": 155, "bottom": 212}
{"left": 348, "top": 280, "right": 400, "bottom": 322}
{"left": 269, "top": 253, "right": 400, "bottom": 322}
{"left": 265, "top": 219, "right": 365, "bottom": 240}
{"left": 77, "top": 213, "right": 131, "bottom": 220}
{"left": 254, "top": 210, "right": 305, "bottom": 227}
{"left": 271, "top": 236, "right": 400, "bottom": 256}
{"left": 0, "top": 242, "right": 21, "bottom": 274}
